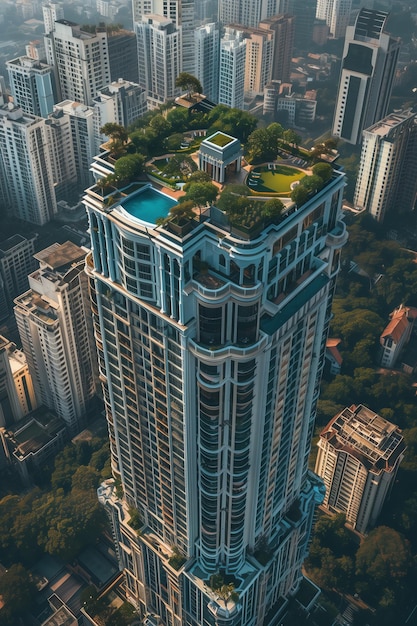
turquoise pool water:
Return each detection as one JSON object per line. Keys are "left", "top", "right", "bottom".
{"left": 121, "top": 187, "right": 177, "bottom": 224}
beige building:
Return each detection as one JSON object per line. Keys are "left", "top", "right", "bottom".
{"left": 14, "top": 242, "right": 97, "bottom": 435}
{"left": 315, "top": 404, "right": 405, "bottom": 534}
{"left": 0, "top": 335, "right": 37, "bottom": 426}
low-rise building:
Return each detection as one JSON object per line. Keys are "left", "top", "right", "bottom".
{"left": 380, "top": 304, "right": 417, "bottom": 369}
{"left": 315, "top": 404, "right": 405, "bottom": 534}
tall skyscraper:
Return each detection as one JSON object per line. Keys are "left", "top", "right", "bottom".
{"left": 229, "top": 25, "right": 274, "bottom": 99}
{"left": 136, "top": 15, "right": 181, "bottom": 108}
{"left": 219, "top": 28, "right": 246, "bottom": 109}
{"left": 315, "top": 0, "right": 352, "bottom": 39}
{"left": 45, "top": 20, "right": 111, "bottom": 106}
{"left": 52, "top": 100, "right": 96, "bottom": 190}
{"left": 0, "top": 234, "right": 38, "bottom": 316}
{"left": 87, "top": 147, "right": 347, "bottom": 624}
{"left": 14, "top": 242, "right": 97, "bottom": 435}
{"left": 195, "top": 23, "right": 220, "bottom": 103}
{"left": 132, "top": 0, "right": 196, "bottom": 74}
{"left": 0, "top": 336, "right": 37, "bottom": 427}
{"left": 42, "top": 1, "right": 64, "bottom": 34}
{"left": 219, "top": 0, "right": 281, "bottom": 28}
{"left": 7, "top": 56, "right": 57, "bottom": 118}
{"left": 332, "top": 9, "right": 400, "bottom": 145}
{"left": 0, "top": 105, "right": 57, "bottom": 225}
{"left": 315, "top": 404, "right": 405, "bottom": 534}
{"left": 107, "top": 29, "right": 140, "bottom": 84}
{"left": 353, "top": 109, "right": 417, "bottom": 222}
{"left": 288, "top": 0, "right": 316, "bottom": 50}
{"left": 259, "top": 14, "right": 295, "bottom": 83}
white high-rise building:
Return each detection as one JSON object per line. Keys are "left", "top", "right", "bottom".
{"left": 132, "top": 0, "right": 195, "bottom": 74}
{"left": 14, "top": 242, "right": 97, "bottom": 435}
{"left": 316, "top": 0, "right": 352, "bottom": 39}
{"left": 42, "top": 1, "right": 64, "bottom": 34}
{"left": 219, "top": 0, "right": 281, "bottom": 28}
{"left": 136, "top": 15, "right": 181, "bottom": 107}
{"left": 315, "top": 405, "right": 405, "bottom": 534}
{"left": 332, "top": 9, "right": 400, "bottom": 145}
{"left": 86, "top": 143, "right": 347, "bottom": 624}
{"left": 195, "top": 23, "right": 220, "bottom": 103}
{"left": 219, "top": 28, "right": 246, "bottom": 109}
{"left": 0, "top": 105, "right": 57, "bottom": 225}
{"left": 7, "top": 56, "right": 56, "bottom": 118}
{"left": 52, "top": 100, "right": 96, "bottom": 190}
{"left": 354, "top": 109, "right": 417, "bottom": 222}
{"left": 45, "top": 20, "right": 110, "bottom": 106}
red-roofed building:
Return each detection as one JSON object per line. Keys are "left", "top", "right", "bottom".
{"left": 380, "top": 304, "right": 417, "bottom": 369}
{"left": 325, "top": 338, "right": 343, "bottom": 375}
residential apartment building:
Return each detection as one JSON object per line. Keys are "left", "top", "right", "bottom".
{"left": 45, "top": 20, "right": 110, "bottom": 106}
{"left": 0, "top": 335, "right": 37, "bottom": 427}
{"left": 95, "top": 80, "right": 147, "bottom": 130}
{"left": 86, "top": 141, "right": 347, "bottom": 624}
{"left": 132, "top": 0, "right": 195, "bottom": 74}
{"left": 354, "top": 109, "right": 417, "bottom": 222}
{"left": 195, "top": 22, "right": 220, "bottom": 104}
{"left": 0, "top": 234, "right": 38, "bottom": 313}
{"left": 14, "top": 242, "right": 97, "bottom": 435}
{"left": 6, "top": 56, "right": 57, "bottom": 118}
{"left": 379, "top": 304, "right": 417, "bottom": 369}
{"left": 218, "top": 28, "right": 246, "bottom": 109}
{"left": 315, "top": 404, "right": 405, "bottom": 533}
{"left": 52, "top": 100, "right": 96, "bottom": 190}
{"left": 42, "top": 1, "right": 64, "bottom": 34}
{"left": 259, "top": 14, "right": 295, "bottom": 84}
{"left": 219, "top": 0, "right": 282, "bottom": 28}
{"left": 332, "top": 9, "right": 400, "bottom": 145}
{"left": 107, "top": 29, "right": 140, "bottom": 84}
{"left": 136, "top": 15, "right": 181, "bottom": 108}
{"left": 228, "top": 25, "right": 274, "bottom": 99}
{"left": 0, "top": 105, "right": 57, "bottom": 225}
{"left": 316, "top": 0, "right": 352, "bottom": 39}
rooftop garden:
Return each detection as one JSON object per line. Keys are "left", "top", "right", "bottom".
{"left": 247, "top": 164, "right": 306, "bottom": 196}
{"left": 207, "top": 131, "right": 234, "bottom": 147}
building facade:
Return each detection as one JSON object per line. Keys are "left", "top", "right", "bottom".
{"left": 0, "top": 234, "right": 38, "bottom": 314}
{"left": 0, "top": 105, "right": 57, "bottom": 225}
{"left": 6, "top": 56, "right": 57, "bottom": 118}
{"left": 353, "top": 109, "right": 417, "bottom": 222}
{"left": 107, "top": 29, "right": 140, "bottom": 84}
{"left": 0, "top": 335, "right": 37, "bottom": 426}
{"left": 259, "top": 14, "right": 295, "bottom": 84}
{"left": 218, "top": 28, "right": 246, "bottom": 109}
{"left": 136, "top": 15, "right": 181, "bottom": 108}
{"left": 14, "top": 242, "right": 97, "bottom": 435}
{"left": 132, "top": 0, "right": 195, "bottom": 74}
{"left": 45, "top": 20, "right": 110, "bottom": 106}
{"left": 228, "top": 25, "right": 274, "bottom": 99}
{"left": 86, "top": 147, "right": 347, "bottom": 624}
{"left": 315, "top": 404, "right": 405, "bottom": 533}
{"left": 315, "top": 0, "right": 352, "bottom": 39}
{"left": 195, "top": 23, "right": 220, "bottom": 104}
{"left": 219, "top": 0, "right": 282, "bottom": 28}
{"left": 332, "top": 9, "right": 400, "bottom": 145}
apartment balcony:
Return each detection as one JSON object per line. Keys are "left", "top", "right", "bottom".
{"left": 189, "top": 332, "right": 268, "bottom": 360}
{"left": 326, "top": 220, "right": 348, "bottom": 249}
{"left": 186, "top": 270, "right": 262, "bottom": 302}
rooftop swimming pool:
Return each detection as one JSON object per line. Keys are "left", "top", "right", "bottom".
{"left": 120, "top": 186, "right": 177, "bottom": 224}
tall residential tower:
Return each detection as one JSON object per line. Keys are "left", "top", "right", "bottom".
{"left": 87, "top": 146, "right": 347, "bottom": 624}
{"left": 332, "top": 9, "right": 400, "bottom": 145}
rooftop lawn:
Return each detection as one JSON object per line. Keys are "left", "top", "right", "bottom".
{"left": 207, "top": 132, "right": 234, "bottom": 147}
{"left": 247, "top": 165, "right": 306, "bottom": 196}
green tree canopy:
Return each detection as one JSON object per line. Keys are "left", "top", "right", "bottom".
{"left": 183, "top": 181, "right": 218, "bottom": 207}
{"left": 355, "top": 526, "right": 414, "bottom": 607}
{"left": 114, "top": 154, "right": 145, "bottom": 182}
{"left": 0, "top": 564, "right": 36, "bottom": 625}
{"left": 175, "top": 72, "right": 203, "bottom": 97}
